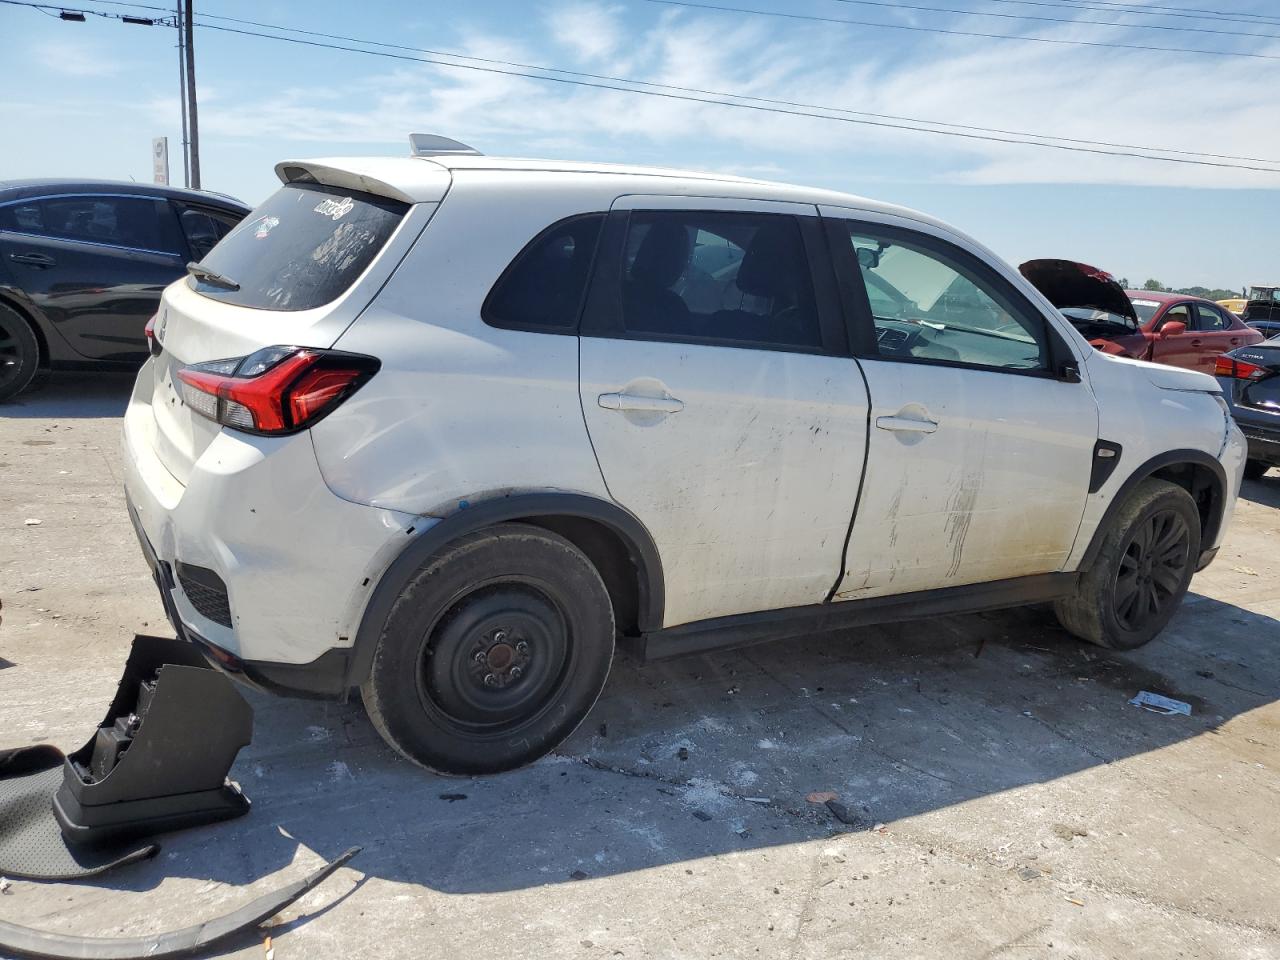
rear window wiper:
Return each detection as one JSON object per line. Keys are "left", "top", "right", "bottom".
{"left": 186, "top": 262, "right": 240, "bottom": 291}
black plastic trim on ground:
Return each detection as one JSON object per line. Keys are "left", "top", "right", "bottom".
{"left": 0, "top": 847, "right": 361, "bottom": 960}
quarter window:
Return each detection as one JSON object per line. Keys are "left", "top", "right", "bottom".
{"left": 616, "top": 211, "right": 822, "bottom": 350}
{"left": 843, "top": 226, "right": 1049, "bottom": 371}
{"left": 0, "top": 196, "right": 173, "bottom": 252}
{"left": 484, "top": 214, "right": 604, "bottom": 331}
{"left": 178, "top": 205, "right": 241, "bottom": 260}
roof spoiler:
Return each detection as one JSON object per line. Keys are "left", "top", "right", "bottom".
{"left": 408, "top": 134, "right": 482, "bottom": 157}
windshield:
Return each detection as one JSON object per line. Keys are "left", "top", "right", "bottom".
{"left": 1249, "top": 287, "right": 1278, "bottom": 303}
{"left": 1061, "top": 306, "right": 1138, "bottom": 334}
{"left": 189, "top": 183, "right": 408, "bottom": 311}
{"left": 1129, "top": 298, "right": 1161, "bottom": 324}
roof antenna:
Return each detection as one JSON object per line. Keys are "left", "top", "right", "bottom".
{"left": 408, "top": 134, "right": 483, "bottom": 157}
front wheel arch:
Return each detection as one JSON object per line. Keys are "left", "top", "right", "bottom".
{"left": 1079, "top": 449, "right": 1225, "bottom": 572}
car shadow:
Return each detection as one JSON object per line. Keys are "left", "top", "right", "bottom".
{"left": 1240, "top": 474, "right": 1280, "bottom": 509}
{"left": 70, "top": 591, "right": 1278, "bottom": 897}
{"left": 2, "top": 371, "right": 136, "bottom": 419}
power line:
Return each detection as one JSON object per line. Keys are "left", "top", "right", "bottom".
{"left": 30, "top": 0, "right": 1278, "bottom": 167}
{"left": 642, "top": 0, "right": 1280, "bottom": 60}
{"left": 189, "top": 21, "right": 1280, "bottom": 172}
{"left": 968, "top": 0, "right": 1280, "bottom": 28}
{"left": 6, "top": 0, "right": 1279, "bottom": 173}
{"left": 827, "top": 0, "right": 1280, "bottom": 39}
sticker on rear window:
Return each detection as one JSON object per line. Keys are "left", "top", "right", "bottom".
{"left": 252, "top": 215, "right": 280, "bottom": 239}
{"left": 314, "top": 196, "right": 355, "bottom": 220}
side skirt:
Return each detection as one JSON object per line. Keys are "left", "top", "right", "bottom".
{"left": 639, "top": 572, "right": 1079, "bottom": 661}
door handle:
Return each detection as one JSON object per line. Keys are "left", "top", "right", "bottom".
{"left": 1190, "top": 339, "right": 1203, "bottom": 347}
{"left": 9, "top": 252, "right": 55, "bottom": 268}
{"left": 1230, "top": 337, "right": 1241, "bottom": 345}
{"left": 876, "top": 415, "right": 938, "bottom": 434}
{"left": 598, "top": 392, "right": 684, "bottom": 414}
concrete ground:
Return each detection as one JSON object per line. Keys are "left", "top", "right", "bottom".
{"left": 1, "top": 372, "right": 1278, "bottom": 960}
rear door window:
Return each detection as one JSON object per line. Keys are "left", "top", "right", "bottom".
{"left": 176, "top": 204, "right": 242, "bottom": 260}
{"left": 190, "top": 183, "right": 407, "bottom": 311}
{"left": 614, "top": 210, "right": 822, "bottom": 350}
{"left": 1194, "top": 303, "right": 1228, "bottom": 331}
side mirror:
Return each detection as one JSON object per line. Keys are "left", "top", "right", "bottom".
{"left": 855, "top": 246, "right": 881, "bottom": 269}
{"left": 1160, "top": 321, "right": 1187, "bottom": 338}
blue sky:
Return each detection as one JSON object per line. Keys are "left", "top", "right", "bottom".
{"left": 3, "top": 0, "right": 1278, "bottom": 289}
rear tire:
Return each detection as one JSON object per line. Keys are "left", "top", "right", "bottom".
{"left": 0, "top": 303, "right": 40, "bottom": 403}
{"left": 1054, "top": 479, "right": 1200, "bottom": 651}
{"left": 1243, "top": 460, "right": 1271, "bottom": 481}
{"left": 360, "top": 523, "right": 615, "bottom": 775}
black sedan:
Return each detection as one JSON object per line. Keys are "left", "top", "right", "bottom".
{"left": 1217, "top": 338, "right": 1280, "bottom": 480}
{"left": 0, "top": 179, "right": 249, "bottom": 401}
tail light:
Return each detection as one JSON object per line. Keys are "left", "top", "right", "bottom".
{"left": 1215, "top": 356, "right": 1268, "bottom": 380}
{"left": 176, "top": 346, "right": 379, "bottom": 435}
{"left": 144, "top": 314, "right": 160, "bottom": 357}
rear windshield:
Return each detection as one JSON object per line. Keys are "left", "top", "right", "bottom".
{"left": 189, "top": 183, "right": 407, "bottom": 311}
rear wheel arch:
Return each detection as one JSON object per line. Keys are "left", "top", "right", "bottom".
{"left": 1080, "top": 449, "right": 1226, "bottom": 570}
{"left": 347, "top": 493, "right": 664, "bottom": 688}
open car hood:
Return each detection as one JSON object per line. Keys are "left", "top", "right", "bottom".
{"left": 1019, "top": 259, "right": 1138, "bottom": 323}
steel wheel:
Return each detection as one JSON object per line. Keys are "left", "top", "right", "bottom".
{"left": 419, "top": 582, "right": 571, "bottom": 731}
{"left": 1113, "top": 508, "right": 1191, "bottom": 632}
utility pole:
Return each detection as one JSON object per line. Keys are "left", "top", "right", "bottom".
{"left": 176, "top": 0, "right": 190, "bottom": 187}
{"left": 183, "top": 0, "right": 201, "bottom": 189}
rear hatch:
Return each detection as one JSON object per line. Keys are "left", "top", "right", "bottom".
{"left": 148, "top": 171, "right": 443, "bottom": 484}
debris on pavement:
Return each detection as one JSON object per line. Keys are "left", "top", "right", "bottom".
{"left": 1066, "top": 897, "right": 1086, "bottom": 907}
{"left": 569, "top": 870, "right": 589, "bottom": 881}
{"left": 692, "top": 810, "right": 713, "bottom": 822}
{"left": 1018, "top": 866, "right": 1045, "bottom": 881}
{"left": 677, "top": 747, "right": 689, "bottom": 761}
{"left": 0, "top": 877, "right": 10, "bottom": 895}
{"left": 438, "top": 793, "right": 467, "bottom": 802}
{"left": 1231, "top": 565, "right": 1259, "bottom": 577}
{"left": 23, "top": 519, "right": 41, "bottom": 526}
{"left": 807, "top": 791, "right": 838, "bottom": 804}
{"left": 825, "top": 800, "right": 861, "bottom": 825}
{"left": 1052, "top": 824, "right": 1089, "bottom": 841}
{"left": 1129, "top": 691, "right": 1192, "bottom": 716}
{"left": 743, "top": 797, "right": 771, "bottom": 805}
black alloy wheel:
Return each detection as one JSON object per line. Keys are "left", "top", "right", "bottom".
{"left": 0, "top": 304, "right": 40, "bottom": 402}
{"left": 1112, "top": 508, "right": 1191, "bottom": 632}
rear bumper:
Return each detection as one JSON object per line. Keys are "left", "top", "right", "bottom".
{"left": 121, "top": 363, "right": 418, "bottom": 691}
{"left": 126, "top": 501, "right": 352, "bottom": 698}
{"left": 1237, "top": 419, "right": 1280, "bottom": 465}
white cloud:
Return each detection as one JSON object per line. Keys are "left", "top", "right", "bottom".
{"left": 165, "top": 2, "right": 1280, "bottom": 190}
{"left": 545, "top": 1, "right": 625, "bottom": 62}
{"left": 31, "top": 38, "right": 120, "bottom": 78}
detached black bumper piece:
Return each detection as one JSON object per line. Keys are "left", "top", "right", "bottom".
{"left": 0, "top": 635, "right": 253, "bottom": 882}
{"left": 53, "top": 634, "right": 253, "bottom": 846}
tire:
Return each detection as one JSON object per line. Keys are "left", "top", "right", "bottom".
{"left": 0, "top": 303, "right": 41, "bottom": 403}
{"left": 1243, "top": 460, "right": 1271, "bottom": 481}
{"left": 1054, "top": 479, "right": 1201, "bottom": 651}
{"left": 360, "top": 523, "right": 615, "bottom": 775}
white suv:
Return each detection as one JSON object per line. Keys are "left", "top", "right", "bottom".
{"left": 122, "top": 139, "right": 1246, "bottom": 774}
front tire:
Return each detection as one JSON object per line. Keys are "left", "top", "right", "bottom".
{"left": 0, "top": 303, "right": 40, "bottom": 403}
{"left": 1054, "top": 479, "right": 1200, "bottom": 650}
{"left": 360, "top": 523, "right": 615, "bottom": 775}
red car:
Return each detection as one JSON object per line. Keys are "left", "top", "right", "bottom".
{"left": 1020, "top": 260, "right": 1264, "bottom": 373}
